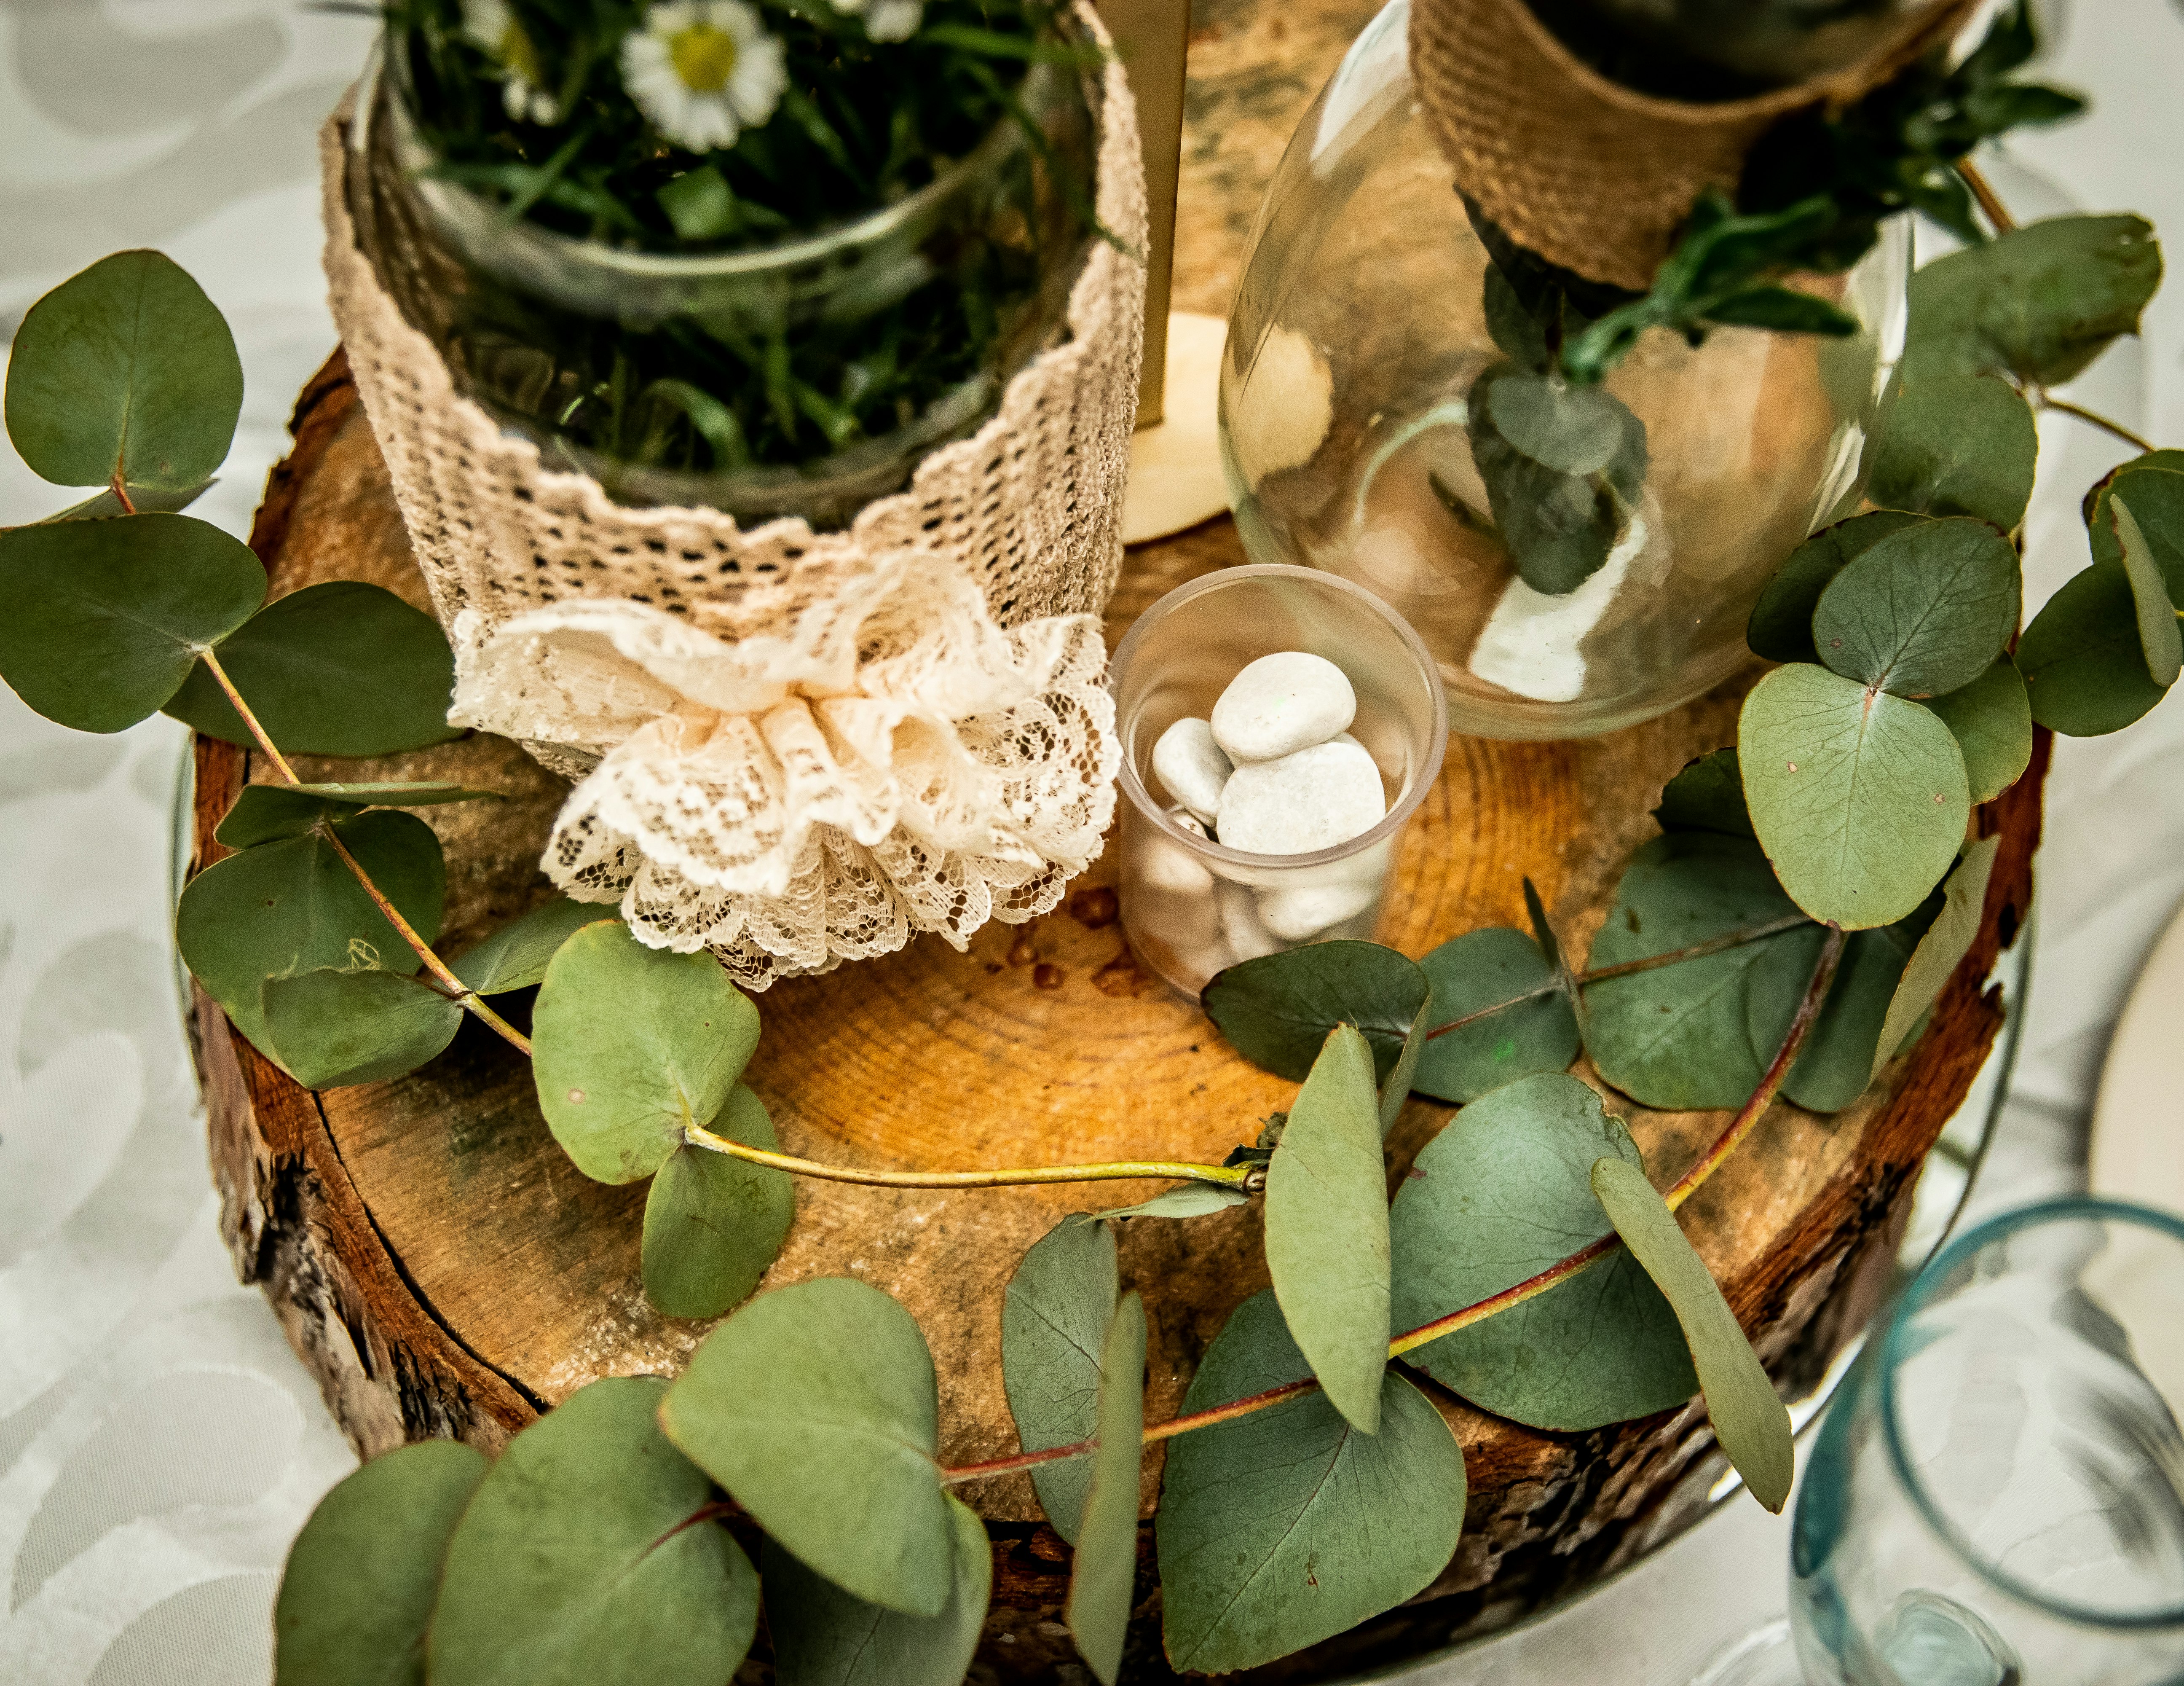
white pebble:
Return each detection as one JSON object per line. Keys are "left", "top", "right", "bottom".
{"left": 1210, "top": 652, "right": 1357, "bottom": 763}
{"left": 1136, "top": 810, "right": 1214, "bottom": 895}
{"left": 1216, "top": 879, "right": 1282, "bottom": 962}
{"left": 1257, "top": 879, "right": 1381, "bottom": 941}
{"left": 1217, "top": 739, "right": 1385, "bottom": 856}
{"left": 1150, "top": 717, "right": 1232, "bottom": 823}
{"left": 1131, "top": 880, "right": 1221, "bottom": 953}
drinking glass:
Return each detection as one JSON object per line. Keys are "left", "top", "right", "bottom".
{"left": 1788, "top": 1198, "right": 2184, "bottom": 1686}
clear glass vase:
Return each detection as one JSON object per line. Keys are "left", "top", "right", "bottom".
{"left": 347, "top": 34, "right": 1096, "bottom": 530}
{"left": 1218, "top": 0, "right": 1911, "bottom": 739}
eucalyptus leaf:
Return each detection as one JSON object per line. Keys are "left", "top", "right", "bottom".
{"left": 1589, "top": 1158, "right": 1794, "bottom": 1512}
{"left": 1378, "top": 976, "right": 1434, "bottom": 1132}
{"left": 5, "top": 250, "right": 243, "bottom": 490}
{"left": 1067, "top": 1291, "right": 1147, "bottom": 1686}
{"left": 2085, "top": 458, "right": 2184, "bottom": 603}
{"left": 1096, "top": 1184, "right": 1250, "bottom": 1221}
{"left": 263, "top": 967, "right": 464, "bottom": 1090}
{"left": 2109, "top": 494, "right": 2183, "bottom": 685}
{"left": 1000, "top": 1215, "right": 1118, "bottom": 1543}
{"left": 1921, "top": 660, "right": 2033, "bottom": 805}
{"left": 1202, "top": 940, "right": 1431, "bottom": 1085}
{"left": 1872, "top": 837, "right": 1999, "bottom": 1082}
{"left": 217, "top": 781, "right": 501, "bottom": 849}
{"left": 1904, "top": 214, "right": 2161, "bottom": 387}
{"left": 430, "top": 1376, "right": 759, "bottom": 1686}
{"left": 452, "top": 897, "right": 616, "bottom": 995}
{"left": 763, "top": 1496, "right": 991, "bottom": 1686}
{"left": 0, "top": 513, "right": 263, "bottom": 733}
{"left": 1582, "top": 833, "right": 1822, "bottom": 1110}
{"left": 1866, "top": 371, "right": 2037, "bottom": 531}
{"left": 1410, "top": 927, "right": 1579, "bottom": 1104}
{"left": 659, "top": 1277, "right": 953, "bottom": 1617}
{"left": 274, "top": 1439, "right": 487, "bottom": 1686}
{"left": 44, "top": 475, "right": 214, "bottom": 522}
{"left": 1781, "top": 905, "right": 1939, "bottom": 1114}
{"left": 163, "top": 581, "right": 461, "bottom": 756}
{"left": 1388, "top": 1073, "right": 1695, "bottom": 1428}
{"left": 2017, "top": 561, "right": 2173, "bottom": 735}
{"left": 531, "top": 921, "right": 759, "bottom": 1184}
{"left": 1264, "top": 1025, "right": 1390, "bottom": 1434}
{"left": 1747, "top": 511, "right": 1924, "bottom": 666}
{"left": 641, "top": 1086, "right": 794, "bottom": 1320}
{"left": 1468, "top": 361, "right": 1647, "bottom": 595}
{"left": 1701, "top": 285, "right": 1859, "bottom": 336}
{"left": 177, "top": 810, "right": 445, "bottom": 1055}
{"left": 1740, "top": 664, "right": 1972, "bottom": 929}
{"left": 1155, "top": 1291, "right": 1466, "bottom": 1675}
{"left": 1653, "top": 747, "right": 1754, "bottom": 838}
{"left": 1811, "top": 517, "right": 2020, "bottom": 698}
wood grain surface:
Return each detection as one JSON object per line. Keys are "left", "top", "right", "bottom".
{"left": 186, "top": 6, "right": 2045, "bottom": 1678}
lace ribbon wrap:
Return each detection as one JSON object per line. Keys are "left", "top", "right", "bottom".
{"left": 320, "top": 5, "right": 1147, "bottom": 986}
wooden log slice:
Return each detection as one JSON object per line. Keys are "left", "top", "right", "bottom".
{"left": 186, "top": 7, "right": 2044, "bottom": 1677}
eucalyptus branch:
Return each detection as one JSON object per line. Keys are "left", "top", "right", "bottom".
{"left": 200, "top": 648, "right": 299, "bottom": 784}
{"left": 1424, "top": 911, "right": 1817, "bottom": 1042}
{"left": 943, "top": 924, "right": 1851, "bottom": 1485}
{"left": 107, "top": 473, "right": 137, "bottom": 515}
{"left": 683, "top": 1120, "right": 1260, "bottom": 1194}
{"left": 2035, "top": 394, "right": 2157, "bottom": 456}
{"left": 1955, "top": 159, "right": 2016, "bottom": 236}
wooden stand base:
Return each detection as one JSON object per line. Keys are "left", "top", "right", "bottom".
{"left": 189, "top": 353, "right": 2040, "bottom": 1683}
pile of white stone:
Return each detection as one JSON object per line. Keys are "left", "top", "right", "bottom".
{"left": 1142, "top": 651, "right": 1390, "bottom": 966}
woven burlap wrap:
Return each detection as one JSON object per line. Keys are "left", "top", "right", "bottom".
{"left": 1407, "top": 0, "right": 1980, "bottom": 291}
{"left": 321, "top": 11, "right": 1148, "bottom": 987}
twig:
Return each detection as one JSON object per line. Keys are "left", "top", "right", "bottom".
{"left": 684, "top": 1120, "right": 1259, "bottom": 1194}
{"left": 2035, "top": 395, "right": 2157, "bottom": 456}
{"left": 108, "top": 473, "right": 137, "bottom": 515}
{"left": 1956, "top": 159, "right": 2016, "bottom": 236}
{"left": 941, "top": 924, "right": 1851, "bottom": 1484}
{"left": 199, "top": 649, "right": 298, "bottom": 784}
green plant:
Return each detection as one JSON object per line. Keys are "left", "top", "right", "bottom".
{"left": 2, "top": 111, "right": 2172, "bottom": 1674}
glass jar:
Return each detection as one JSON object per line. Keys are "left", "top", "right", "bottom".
{"left": 1218, "top": 0, "right": 1910, "bottom": 739}
{"left": 1110, "top": 566, "right": 1447, "bottom": 1001}
{"left": 347, "top": 34, "right": 1095, "bottom": 530}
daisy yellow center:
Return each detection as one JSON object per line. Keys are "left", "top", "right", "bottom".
{"left": 668, "top": 23, "right": 739, "bottom": 93}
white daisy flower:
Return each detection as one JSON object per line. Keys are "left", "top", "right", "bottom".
{"left": 620, "top": 0, "right": 788, "bottom": 153}
{"left": 828, "top": 0, "right": 922, "bottom": 43}
{"left": 463, "top": 0, "right": 561, "bottom": 124}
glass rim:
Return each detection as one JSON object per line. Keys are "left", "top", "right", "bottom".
{"left": 1108, "top": 564, "right": 1450, "bottom": 870}
{"left": 380, "top": 33, "right": 1069, "bottom": 281}
{"left": 1878, "top": 1194, "right": 2184, "bottom": 1631}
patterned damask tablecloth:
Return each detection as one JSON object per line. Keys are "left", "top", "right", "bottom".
{"left": 3, "top": 1, "right": 2182, "bottom": 1681}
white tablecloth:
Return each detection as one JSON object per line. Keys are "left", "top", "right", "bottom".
{"left": 2, "top": 2, "right": 2181, "bottom": 1679}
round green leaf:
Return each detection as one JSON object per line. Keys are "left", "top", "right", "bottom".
{"left": 1740, "top": 664, "right": 1972, "bottom": 929}
{"left": 1095, "top": 1184, "right": 1249, "bottom": 1221}
{"left": 1872, "top": 838, "right": 1999, "bottom": 1083}
{"left": 532, "top": 922, "right": 759, "bottom": 1184}
{"left": 1067, "top": 1291, "right": 1147, "bottom": 1686}
{"left": 1590, "top": 1158, "right": 1793, "bottom": 1511}
{"left": 453, "top": 897, "right": 619, "bottom": 996}
{"left": 217, "top": 781, "right": 501, "bottom": 850}
{"left": 763, "top": 1495, "right": 992, "bottom": 1686}
{"left": 0, "top": 513, "right": 263, "bottom": 733}
{"left": 1001, "top": 1215, "right": 1119, "bottom": 1544}
{"left": 1921, "top": 659, "right": 2033, "bottom": 805}
{"left": 163, "top": 581, "right": 460, "bottom": 756}
{"left": 659, "top": 1278, "right": 952, "bottom": 1617}
{"left": 1265, "top": 1026, "right": 1390, "bottom": 1434}
{"left": 2109, "top": 494, "right": 2182, "bottom": 685}
{"left": 1812, "top": 517, "right": 2020, "bottom": 698}
{"left": 1582, "top": 833, "right": 1822, "bottom": 1110}
{"left": 641, "top": 1086, "right": 794, "bottom": 1320}
{"left": 1652, "top": 746, "right": 1755, "bottom": 838}
{"left": 1781, "top": 907, "right": 1938, "bottom": 1114}
{"left": 5, "top": 250, "right": 242, "bottom": 490}
{"left": 1388, "top": 1073, "right": 1695, "bottom": 1429}
{"left": 2085, "top": 459, "right": 2184, "bottom": 604}
{"left": 1747, "top": 511, "right": 1924, "bottom": 667}
{"left": 1202, "top": 940, "right": 1431, "bottom": 1085}
{"left": 274, "top": 1439, "right": 487, "bottom": 1686}
{"left": 1468, "top": 362, "right": 1648, "bottom": 596}
{"left": 1904, "top": 214, "right": 2161, "bottom": 387}
{"left": 1486, "top": 373, "right": 1629, "bottom": 475}
{"left": 2018, "top": 561, "right": 2174, "bottom": 736}
{"left": 1866, "top": 371, "right": 2037, "bottom": 532}
{"left": 1411, "top": 926, "right": 1579, "bottom": 1104}
{"left": 1155, "top": 1291, "right": 1466, "bottom": 1676}
{"left": 430, "top": 1376, "right": 758, "bottom": 1686}
{"left": 264, "top": 967, "right": 464, "bottom": 1090}
{"left": 177, "top": 810, "right": 446, "bottom": 1057}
